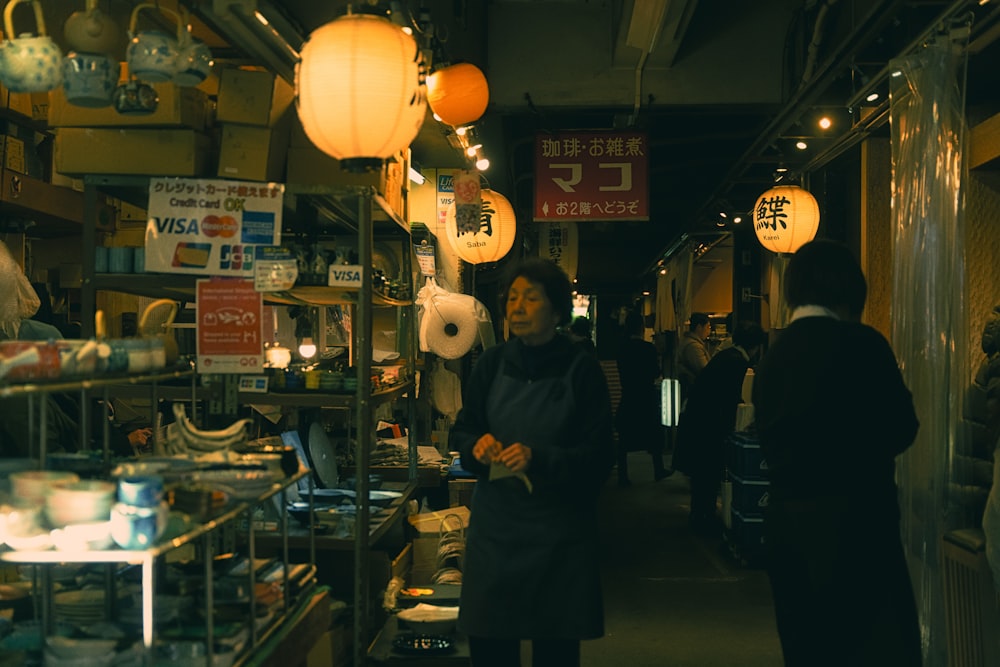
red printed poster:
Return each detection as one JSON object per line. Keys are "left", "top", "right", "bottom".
{"left": 533, "top": 132, "right": 649, "bottom": 222}
{"left": 196, "top": 278, "right": 263, "bottom": 374}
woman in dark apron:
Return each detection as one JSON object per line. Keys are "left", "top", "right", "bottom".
{"left": 450, "top": 258, "right": 615, "bottom": 667}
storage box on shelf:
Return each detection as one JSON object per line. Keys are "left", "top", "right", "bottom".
{"left": 48, "top": 82, "right": 211, "bottom": 131}
{"left": 55, "top": 128, "right": 212, "bottom": 177}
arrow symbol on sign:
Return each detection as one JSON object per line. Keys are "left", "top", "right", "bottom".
{"left": 542, "top": 201, "right": 549, "bottom": 215}
{"left": 549, "top": 164, "right": 582, "bottom": 192}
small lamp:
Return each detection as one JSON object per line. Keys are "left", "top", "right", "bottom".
{"left": 661, "top": 378, "right": 681, "bottom": 427}
{"left": 752, "top": 185, "right": 820, "bottom": 254}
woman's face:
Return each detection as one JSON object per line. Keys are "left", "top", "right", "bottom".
{"left": 506, "top": 276, "right": 560, "bottom": 346}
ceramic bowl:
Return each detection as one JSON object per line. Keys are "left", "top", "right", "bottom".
{"left": 45, "top": 480, "right": 115, "bottom": 527}
{"left": 9, "top": 470, "right": 78, "bottom": 503}
{"left": 50, "top": 521, "right": 113, "bottom": 551}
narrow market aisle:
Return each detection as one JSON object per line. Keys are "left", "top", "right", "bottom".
{"left": 581, "top": 453, "right": 784, "bottom": 667}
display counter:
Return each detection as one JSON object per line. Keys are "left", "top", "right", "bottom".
{"left": 368, "top": 615, "right": 470, "bottom": 665}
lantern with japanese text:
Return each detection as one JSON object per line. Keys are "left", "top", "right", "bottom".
{"left": 536, "top": 222, "right": 579, "bottom": 281}
{"left": 752, "top": 185, "right": 820, "bottom": 254}
{"left": 427, "top": 62, "right": 489, "bottom": 127}
{"left": 445, "top": 189, "right": 517, "bottom": 264}
{"left": 296, "top": 11, "right": 426, "bottom": 172}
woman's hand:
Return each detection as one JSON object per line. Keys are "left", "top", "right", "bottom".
{"left": 496, "top": 442, "right": 532, "bottom": 473}
{"left": 473, "top": 433, "right": 503, "bottom": 464}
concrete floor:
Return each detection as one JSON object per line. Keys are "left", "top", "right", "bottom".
{"left": 577, "top": 453, "right": 784, "bottom": 667}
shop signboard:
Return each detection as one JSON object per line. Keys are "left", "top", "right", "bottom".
{"left": 533, "top": 131, "right": 649, "bottom": 222}
{"left": 196, "top": 278, "right": 264, "bottom": 374}
{"left": 144, "top": 178, "right": 284, "bottom": 276}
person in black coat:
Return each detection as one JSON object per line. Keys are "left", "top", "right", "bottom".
{"left": 674, "top": 320, "right": 766, "bottom": 534}
{"left": 450, "top": 258, "right": 615, "bottom": 667}
{"left": 615, "top": 308, "right": 670, "bottom": 485}
{"left": 752, "top": 239, "right": 921, "bottom": 666}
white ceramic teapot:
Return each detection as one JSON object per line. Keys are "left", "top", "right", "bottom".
{"left": 2, "top": 0, "right": 62, "bottom": 93}
{"left": 125, "top": 3, "right": 180, "bottom": 84}
{"left": 62, "top": 0, "right": 118, "bottom": 55}
{"left": 173, "top": 8, "right": 213, "bottom": 87}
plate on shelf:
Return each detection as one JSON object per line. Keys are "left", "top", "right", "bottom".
{"left": 391, "top": 633, "right": 455, "bottom": 656}
{"left": 307, "top": 422, "right": 338, "bottom": 489}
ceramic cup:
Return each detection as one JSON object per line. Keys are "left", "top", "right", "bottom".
{"left": 2, "top": 0, "right": 63, "bottom": 93}
{"left": 61, "top": 51, "right": 119, "bottom": 108}
{"left": 117, "top": 475, "right": 163, "bottom": 507}
{"left": 107, "top": 246, "right": 133, "bottom": 273}
{"left": 110, "top": 500, "right": 168, "bottom": 550}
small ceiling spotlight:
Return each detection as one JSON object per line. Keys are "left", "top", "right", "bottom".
{"left": 732, "top": 215, "right": 743, "bottom": 224}
{"left": 475, "top": 156, "right": 490, "bottom": 171}
{"left": 456, "top": 125, "right": 469, "bottom": 136}
{"left": 466, "top": 143, "right": 482, "bottom": 157}
{"left": 865, "top": 91, "right": 880, "bottom": 102}
{"left": 818, "top": 116, "right": 832, "bottom": 130}
{"left": 795, "top": 140, "right": 808, "bottom": 150}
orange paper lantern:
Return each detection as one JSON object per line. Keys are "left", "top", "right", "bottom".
{"left": 296, "top": 12, "right": 426, "bottom": 172}
{"left": 753, "top": 185, "right": 820, "bottom": 254}
{"left": 427, "top": 62, "right": 489, "bottom": 127}
{"left": 445, "top": 189, "right": 516, "bottom": 264}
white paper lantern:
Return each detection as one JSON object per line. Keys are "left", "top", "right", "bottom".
{"left": 445, "top": 189, "right": 516, "bottom": 264}
{"left": 536, "top": 222, "right": 579, "bottom": 282}
{"left": 752, "top": 185, "right": 820, "bottom": 254}
{"left": 296, "top": 11, "right": 427, "bottom": 172}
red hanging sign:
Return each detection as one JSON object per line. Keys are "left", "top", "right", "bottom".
{"left": 533, "top": 131, "right": 649, "bottom": 222}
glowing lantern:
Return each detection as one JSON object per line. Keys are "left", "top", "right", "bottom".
{"left": 296, "top": 11, "right": 427, "bottom": 172}
{"left": 536, "top": 222, "right": 579, "bottom": 282}
{"left": 753, "top": 185, "right": 820, "bottom": 254}
{"left": 445, "top": 189, "right": 517, "bottom": 264}
{"left": 427, "top": 62, "right": 489, "bottom": 127}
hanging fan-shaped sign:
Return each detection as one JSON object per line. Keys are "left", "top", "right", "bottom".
{"left": 536, "top": 222, "right": 578, "bottom": 281}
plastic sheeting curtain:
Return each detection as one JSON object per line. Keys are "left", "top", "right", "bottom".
{"left": 889, "top": 38, "right": 969, "bottom": 664}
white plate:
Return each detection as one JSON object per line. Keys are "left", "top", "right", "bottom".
{"left": 308, "top": 422, "right": 338, "bottom": 488}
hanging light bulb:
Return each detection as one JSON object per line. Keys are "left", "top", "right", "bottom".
{"left": 298, "top": 337, "right": 317, "bottom": 359}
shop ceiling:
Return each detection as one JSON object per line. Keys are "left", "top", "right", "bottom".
{"left": 41, "top": 0, "right": 1000, "bottom": 294}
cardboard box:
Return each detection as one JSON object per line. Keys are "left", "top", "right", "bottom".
{"left": 406, "top": 506, "right": 469, "bottom": 535}
{"left": 216, "top": 67, "right": 294, "bottom": 126}
{"left": 55, "top": 128, "right": 211, "bottom": 177}
{"left": 448, "top": 479, "right": 476, "bottom": 508}
{"left": 48, "top": 82, "right": 210, "bottom": 131}
{"left": 216, "top": 108, "right": 293, "bottom": 182}
{"left": 0, "top": 84, "right": 34, "bottom": 118}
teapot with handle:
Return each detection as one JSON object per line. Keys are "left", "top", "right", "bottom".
{"left": 125, "top": 3, "right": 181, "bottom": 83}
{"left": 62, "top": 0, "right": 119, "bottom": 55}
{"left": 2, "top": 0, "right": 62, "bottom": 93}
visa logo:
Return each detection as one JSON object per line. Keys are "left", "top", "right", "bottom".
{"left": 152, "top": 217, "right": 200, "bottom": 234}
{"left": 328, "top": 264, "right": 363, "bottom": 287}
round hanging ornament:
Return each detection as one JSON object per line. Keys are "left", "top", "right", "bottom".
{"left": 296, "top": 11, "right": 427, "bottom": 172}
{"left": 752, "top": 185, "right": 820, "bottom": 254}
{"left": 445, "top": 189, "right": 517, "bottom": 264}
{"left": 427, "top": 62, "right": 489, "bottom": 127}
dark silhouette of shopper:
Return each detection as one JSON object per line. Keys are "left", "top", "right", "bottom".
{"left": 674, "top": 321, "right": 765, "bottom": 534}
{"left": 615, "top": 308, "right": 671, "bottom": 485}
{"left": 677, "top": 312, "right": 712, "bottom": 399}
{"left": 567, "top": 316, "right": 597, "bottom": 356}
{"left": 450, "top": 258, "right": 615, "bottom": 667}
{"left": 752, "top": 239, "right": 921, "bottom": 666}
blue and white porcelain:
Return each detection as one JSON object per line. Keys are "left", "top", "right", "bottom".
{"left": 173, "top": 37, "right": 213, "bottom": 87}
{"left": 62, "top": 51, "right": 119, "bottom": 108}
{"left": 125, "top": 4, "right": 182, "bottom": 84}
{"left": 2, "top": 0, "right": 63, "bottom": 93}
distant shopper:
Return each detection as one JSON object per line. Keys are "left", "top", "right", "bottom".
{"left": 673, "top": 321, "right": 765, "bottom": 534}
{"left": 614, "top": 308, "right": 670, "bottom": 485}
{"left": 450, "top": 258, "right": 615, "bottom": 667}
{"left": 752, "top": 239, "right": 921, "bottom": 666}
{"left": 567, "top": 315, "right": 597, "bottom": 356}
{"left": 677, "top": 312, "right": 712, "bottom": 398}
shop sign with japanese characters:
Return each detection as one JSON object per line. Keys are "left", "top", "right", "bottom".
{"left": 534, "top": 132, "right": 649, "bottom": 222}
{"left": 144, "top": 178, "right": 284, "bottom": 276}
{"left": 196, "top": 278, "right": 263, "bottom": 374}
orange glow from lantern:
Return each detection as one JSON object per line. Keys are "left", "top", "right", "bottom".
{"left": 753, "top": 185, "right": 820, "bottom": 254}
{"left": 445, "top": 189, "right": 516, "bottom": 264}
{"left": 427, "top": 62, "right": 489, "bottom": 127}
{"left": 296, "top": 13, "right": 426, "bottom": 171}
